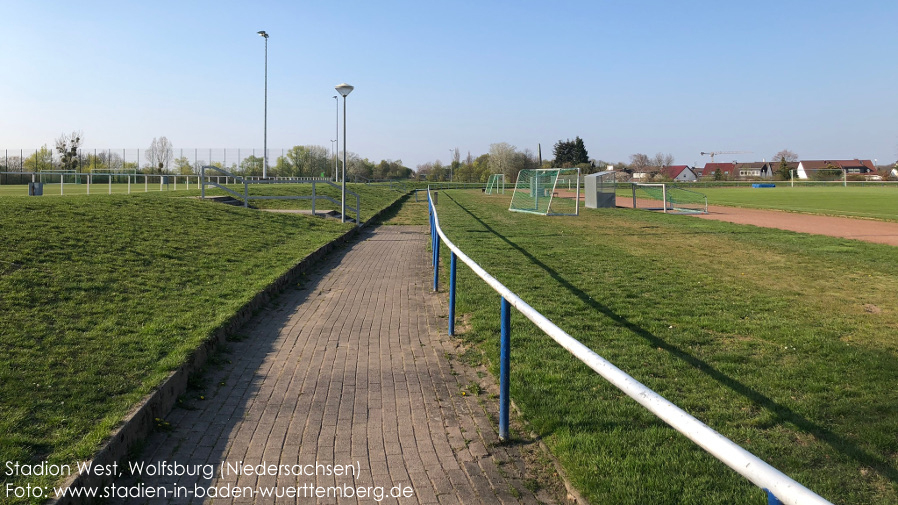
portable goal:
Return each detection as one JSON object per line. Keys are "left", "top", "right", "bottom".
{"left": 630, "top": 183, "right": 708, "bottom": 214}
{"left": 485, "top": 173, "right": 505, "bottom": 194}
{"left": 509, "top": 168, "right": 580, "bottom": 216}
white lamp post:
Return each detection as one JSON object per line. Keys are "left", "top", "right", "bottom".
{"left": 257, "top": 30, "right": 269, "bottom": 178}
{"left": 335, "top": 83, "right": 354, "bottom": 223}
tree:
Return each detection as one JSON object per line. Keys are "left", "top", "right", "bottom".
{"left": 553, "top": 137, "right": 589, "bottom": 167}
{"left": 239, "top": 155, "right": 264, "bottom": 176}
{"left": 24, "top": 146, "right": 54, "bottom": 172}
{"left": 629, "top": 153, "right": 650, "bottom": 173}
{"left": 55, "top": 131, "right": 83, "bottom": 172}
{"left": 145, "top": 137, "right": 174, "bottom": 172}
{"left": 489, "top": 142, "right": 518, "bottom": 180}
{"left": 651, "top": 152, "right": 675, "bottom": 168}
{"left": 776, "top": 156, "right": 792, "bottom": 180}
{"left": 772, "top": 149, "right": 798, "bottom": 162}
{"left": 173, "top": 156, "right": 195, "bottom": 174}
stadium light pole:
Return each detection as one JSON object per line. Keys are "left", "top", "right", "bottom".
{"left": 335, "top": 83, "right": 354, "bottom": 223}
{"left": 330, "top": 139, "right": 337, "bottom": 180}
{"left": 333, "top": 95, "right": 339, "bottom": 182}
{"left": 257, "top": 30, "right": 269, "bottom": 178}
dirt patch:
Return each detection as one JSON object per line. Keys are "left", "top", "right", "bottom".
{"left": 695, "top": 205, "right": 898, "bottom": 246}
{"left": 613, "top": 196, "right": 898, "bottom": 246}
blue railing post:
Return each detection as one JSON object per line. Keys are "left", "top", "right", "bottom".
{"left": 449, "top": 252, "right": 457, "bottom": 335}
{"left": 765, "top": 490, "right": 784, "bottom": 505}
{"left": 433, "top": 232, "right": 440, "bottom": 291}
{"left": 499, "top": 297, "right": 511, "bottom": 441}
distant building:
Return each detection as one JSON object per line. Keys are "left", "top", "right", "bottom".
{"left": 660, "top": 165, "right": 698, "bottom": 182}
{"left": 796, "top": 159, "right": 876, "bottom": 179}
{"left": 697, "top": 163, "right": 737, "bottom": 179}
{"left": 735, "top": 162, "right": 772, "bottom": 179}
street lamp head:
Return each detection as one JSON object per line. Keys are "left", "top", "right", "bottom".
{"left": 257, "top": 30, "right": 269, "bottom": 38}
{"left": 335, "top": 83, "right": 354, "bottom": 97}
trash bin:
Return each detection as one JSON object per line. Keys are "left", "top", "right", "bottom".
{"left": 28, "top": 182, "right": 44, "bottom": 196}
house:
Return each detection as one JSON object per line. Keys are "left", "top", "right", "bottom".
{"left": 734, "top": 162, "right": 772, "bottom": 179}
{"left": 795, "top": 159, "right": 876, "bottom": 179}
{"left": 660, "top": 165, "right": 698, "bottom": 182}
{"left": 768, "top": 160, "right": 799, "bottom": 178}
{"left": 697, "top": 163, "right": 737, "bottom": 179}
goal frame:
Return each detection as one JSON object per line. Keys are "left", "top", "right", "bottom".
{"left": 509, "top": 168, "right": 580, "bottom": 216}
{"left": 485, "top": 173, "right": 506, "bottom": 194}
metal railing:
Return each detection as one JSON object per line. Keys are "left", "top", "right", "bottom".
{"left": 426, "top": 188, "right": 832, "bottom": 505}
{"left": 200, "top": 165, "right": 361, "bottom": 225}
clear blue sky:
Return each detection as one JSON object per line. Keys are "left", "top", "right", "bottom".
{"left": 2, "top": 0, "right": 896, "bottom": 168}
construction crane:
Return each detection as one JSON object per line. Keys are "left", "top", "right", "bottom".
{"left": 700, "top": 151, "right": 752, "bottom": 163}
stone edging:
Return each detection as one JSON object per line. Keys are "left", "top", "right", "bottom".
{"left": 48, "top": 194, "right": 406, "bottom": 504}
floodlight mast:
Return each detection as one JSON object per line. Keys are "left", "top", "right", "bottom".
{"left": 258, "top": 31, "right": 269, "bottom": 178}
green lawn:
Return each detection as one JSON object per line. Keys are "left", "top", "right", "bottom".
{"left": 686, "top": 185, "right": 898, "bottom": 221}
{"left": 433, "top": 190, "right": 898, "bottom": 505}
{"left": 0, "top": 182, "right": 191, "bottom": 197}
{"left": 0, "top": 188, "right": 402, "bottom": 502}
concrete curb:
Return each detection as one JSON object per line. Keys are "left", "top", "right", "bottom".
{"left": 49, "top": 193, "right": 406, "bottom": 504}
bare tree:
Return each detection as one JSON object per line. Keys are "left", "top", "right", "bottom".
{"left": 145, "top": 137, "right": 174, "bottom": 173}
{"left": 55, "top": 131, "right": 83, "bottom": 172}
{"left": 629, "top": 153, "right": 650, "bottom": 172}
{"left": 651, "top": 152, "right": 675, "bottom": 168}
{"left": 773, "top": 149, "right": 798, "bottom": 162}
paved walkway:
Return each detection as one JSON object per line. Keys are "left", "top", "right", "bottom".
{"left": 114, "top": 226, "right": 554, "bottom": 504}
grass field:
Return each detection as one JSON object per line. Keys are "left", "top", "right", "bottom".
{"left": 0, "top": 188, "right": 402, "bottom": 502}
{"left": 433, "top": 190, "right": 898, "bottom": 505}
{"left": 674, "top": 185, "right": 898, "bottom": 221}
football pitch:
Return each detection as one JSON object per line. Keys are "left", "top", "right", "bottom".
{"left": 436, "top": 189, "right": 898, "bottom": 504}
{"left": 685, "top": 185, "right": 898, "bottom": 221}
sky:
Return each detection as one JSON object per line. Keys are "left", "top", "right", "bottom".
{"left": 1, "top": 0, "right": 897, "bottom": 169}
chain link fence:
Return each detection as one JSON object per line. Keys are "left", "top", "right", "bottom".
{"left": 0, "top": 148, "right": 340, "bottom": 185}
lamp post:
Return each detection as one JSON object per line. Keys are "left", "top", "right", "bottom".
{"left": 333, "top": 95, "right": 339, "bottom": 182}
{"left": 335, "top": 83, "right": 354, "bottom": 223}
{"left": 257, "top": 30, "right": 269, "bottom": 178}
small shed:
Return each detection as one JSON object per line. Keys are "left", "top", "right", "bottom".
{"left": 584, "top": 171, "right": 616, "bottom": 208}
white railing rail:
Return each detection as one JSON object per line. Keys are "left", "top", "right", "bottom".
{"left": 427, "top": 187, "right": 831, "bottom": 505}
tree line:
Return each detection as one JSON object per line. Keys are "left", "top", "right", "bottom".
{"left": 1, "top": 133, "right": 412, "bottom": 180}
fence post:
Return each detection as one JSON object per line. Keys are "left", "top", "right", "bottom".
{"left": 200, "top": 166, "right": 205, "bottom": 199}
{"left": 499, "top": 297, "right": 511, "bottom": 441}
{"left": 449, "top": 252, "right": 457, "bottom": 336}
{"left": 311, "top": 181, "right": 316, "bottom": 216}
{"left": 433, "top": 229, "right": 440, "bottom": 292}
{"left": 243, "top": 179, "right": 248, "bottom": 208}
{"left": 356, "top": 194, "right": 360, "bottom": 226}
{"left": 765, "top": 489, "right": 784, "bottom": 505}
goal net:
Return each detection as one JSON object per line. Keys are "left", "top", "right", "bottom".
{"left": 509, "top": 168, "right": 580, "bottom": 216}
{"left": 485, "top": 173, "right": 505, "bottom": 194}
{"left": 630, "top": 183, "right": 708, "bottom": 214}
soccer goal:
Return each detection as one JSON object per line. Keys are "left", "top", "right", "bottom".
{"left": 630, "top": 183, "right": 708, "bottom": 214}
{"left": 485, "top": 173, "right": 505, "bottom": 194}
{"left": 509, "top": 168, "right": 580, "bottom": 216}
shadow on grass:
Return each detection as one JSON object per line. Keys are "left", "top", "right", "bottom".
{"left": 443, "top": 192, "right": 898, "bottom": 484}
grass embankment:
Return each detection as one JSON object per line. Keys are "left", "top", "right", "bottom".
{"left": 433, "top": 190, "right": 898, "bottom": 505}
{"left": 0, "top": 188, "right": 402, "bottom": 500}
{"left": 687, "top": 185, "right": 898, "bottom": 222}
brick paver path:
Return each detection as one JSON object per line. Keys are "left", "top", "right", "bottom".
{"left": 115, "top": 226, "right": 550, "bottom": 504}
